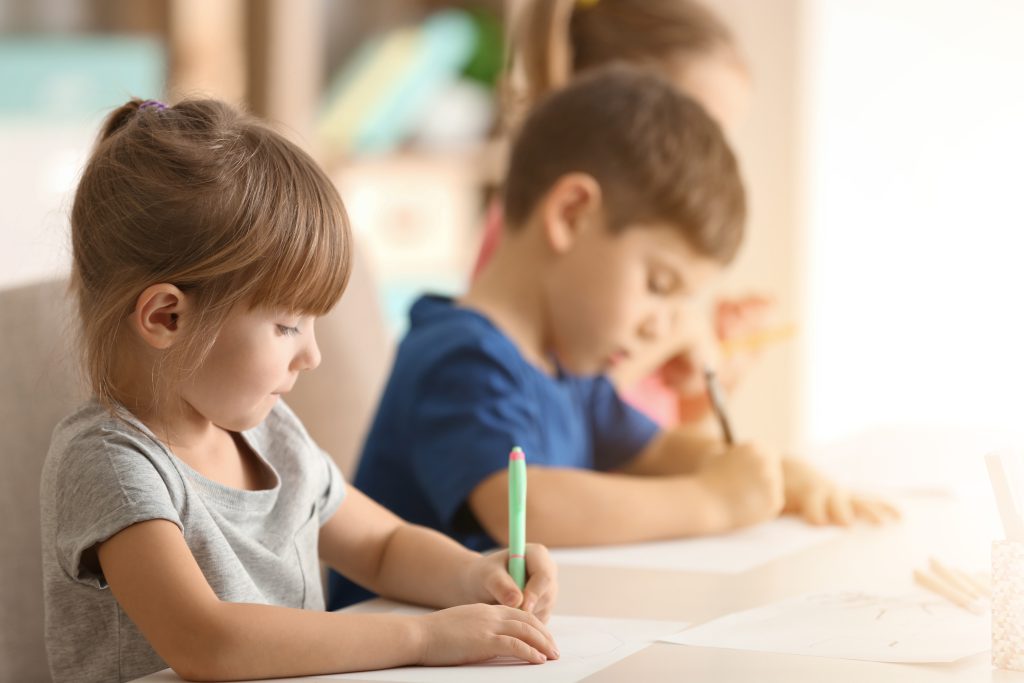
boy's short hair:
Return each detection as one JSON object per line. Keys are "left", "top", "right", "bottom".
{"left": 504, "top": 64, "right": 746, "bottom": 263}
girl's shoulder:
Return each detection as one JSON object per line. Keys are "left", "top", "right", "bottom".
{"left": 43, "top": 400, "right": 179, "bottom": 495}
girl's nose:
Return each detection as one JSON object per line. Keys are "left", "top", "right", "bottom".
{"left": 295, "top": 331, "right": 321, "bottom": 371}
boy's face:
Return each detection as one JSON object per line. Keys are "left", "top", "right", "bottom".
{"left": 542, "top": 221, "right": 722, "bottom": 377}
{"left": 181, "top": 307, "right": 322, "bottom": 432}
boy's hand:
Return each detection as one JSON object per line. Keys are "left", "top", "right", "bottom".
{"left": 696, "top": 442, "right": 785, "bottom": 530}
{"left": 415, "top": 603, "right": 559, "bottom": 666}
{"left": 463, "top": 544, "right": 558, "bottom": 622}
{"left": 781, "top": 457, "right": 901, "bottom": 526}
{"left": 656, "top": 295, "right": 777, "bottom": 423}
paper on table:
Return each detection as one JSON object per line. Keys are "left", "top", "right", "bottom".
{"left": 132, "top": 611, "right": 687, "bottom": 683}
{"left": 550, "top": 517, "right": 839, "bottom": 574}
{"left": 661, "top": 589, "right": 990, "bottom": 663}
{"left": 324, "top": 609, "right": 687, "bottom": 683}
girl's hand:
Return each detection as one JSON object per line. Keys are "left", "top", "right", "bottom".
{"left": 464, "top": 544, "right": 558, "bottom": 622}
{"left": 415, "top": 603, "right": 560, "bottom": 666}
{"left": 782, "top": 457, "right": 902, "bottom": 526}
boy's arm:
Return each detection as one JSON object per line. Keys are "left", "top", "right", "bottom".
{"left": 617, "top": 428, "right": 724, "bottom": 476}
{"left": 468, "top": 441, "right": 785, "bottom": 547}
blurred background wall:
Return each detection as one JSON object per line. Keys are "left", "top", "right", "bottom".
{"left": 0, "top": 0, "right": 1020, "bottom": 455}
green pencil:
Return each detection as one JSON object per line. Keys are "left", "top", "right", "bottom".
{"left": 508, "top": 446, "right": 527, "bottom": 590}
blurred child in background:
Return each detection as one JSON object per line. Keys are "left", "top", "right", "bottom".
{"left": 329, "top": 66, "right": 898, "bottom": 610}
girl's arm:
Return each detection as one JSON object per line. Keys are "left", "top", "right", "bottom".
{"left": 98, "top": 517, "right": 558, "bottom": 681}
{"left": 318, "top": 486, "right": 557, "bottom": 617}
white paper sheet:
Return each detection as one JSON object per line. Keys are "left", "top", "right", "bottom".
{"left": 550, "top": 517, "right": 840, "bottom": 574}
{"left": 321, "top": 609, "right": 686, "bottom": 682}
{"left": 661, "top": 589, "right": 990, "bottom": 663}
{"left": 132, "top": 611, "right": 686, "bottom": 683}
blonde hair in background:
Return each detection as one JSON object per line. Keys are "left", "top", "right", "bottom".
{"left": 503, "top": 0, "right": 742, "bottom": 134}
{"left": 70, "top": 98, "right": 352, "bottom": 415}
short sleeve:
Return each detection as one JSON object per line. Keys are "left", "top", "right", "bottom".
{"left": 587, "top": 376, "right": 660, "bottom": 471}
{"left": 316, "top": 448, "right": 347, "bottom": 525}
{"left": 411, "top": 346, "right": 542, "bottom": 529}
{"left": 53, "top": 438, "right": 183, "bottom": 589}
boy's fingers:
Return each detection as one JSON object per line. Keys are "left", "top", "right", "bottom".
{"left": 852, "top": 497, "right": 899, "bottom": 524}
{"left": 826, "top": 491, "right": 854, "bottom": 526}
{"left": 802, "top": 490, "right": 829, "bottom": 525}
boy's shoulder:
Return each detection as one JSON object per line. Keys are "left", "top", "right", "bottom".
{"left": 400, "top": 294, "right": 524, "bottom": 371}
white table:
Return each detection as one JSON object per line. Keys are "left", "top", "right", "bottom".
{"left": 133, "top": 492, "right": 1024, "bottom": 682}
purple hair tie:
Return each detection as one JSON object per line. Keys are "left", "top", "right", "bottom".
{"left": 139, "top": 99, "right": 167, "bottom": 111}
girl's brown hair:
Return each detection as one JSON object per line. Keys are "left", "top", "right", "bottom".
{"left": 505, "top": 0, "right": 740, "bottom": 133}
{"left": 71, "top": 98, "right": 352, "bottom": 413}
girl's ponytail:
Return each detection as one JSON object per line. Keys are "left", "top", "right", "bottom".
{"left": 98, "top": 98, "right": 145, "bottom": 142}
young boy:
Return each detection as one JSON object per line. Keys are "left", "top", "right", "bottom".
{"left": 329, "top": 65, "right": 896, "bottom": 608}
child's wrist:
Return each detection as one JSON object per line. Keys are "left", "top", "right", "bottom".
{"left": 456, "top": 552, "right": 487, "bottom": 605}
{"left": 402, "top": 614, "right": 430, "bottom": 666}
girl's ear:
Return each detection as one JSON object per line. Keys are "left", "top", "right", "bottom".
{"left": 539, "top": 173, "right": 603, "bottom": 254}
{"left": 129, "top": 284, "right": 188, "bottom": 350}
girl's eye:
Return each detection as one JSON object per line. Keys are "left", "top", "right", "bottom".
{"left": 276, "top": 324, "right": 301, "bottom": 337}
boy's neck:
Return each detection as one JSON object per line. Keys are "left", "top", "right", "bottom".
{"left": 459, "top": 229, "right": 557, "bottom": 376}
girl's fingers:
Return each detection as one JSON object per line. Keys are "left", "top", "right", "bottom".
{"left": 522, "top": 572, "right": 554, "bottom": 614}
{"left": 531, "top": 594, "right": 555, "bottom": 623}
{"left": 494, "top": 635, "right": 547, "bottom": 664}
{"left": 484, "top": 560, "right": 524, "bottom": 607}
{"left": 522, "top": 545, "right": 557, "bottom": 613}
{"left": 499, "top": 611, "right": 559, "bottom": 659}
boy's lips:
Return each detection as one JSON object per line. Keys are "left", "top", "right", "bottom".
{"left": 605, "top": 348, "right": 631, "bottom": 368}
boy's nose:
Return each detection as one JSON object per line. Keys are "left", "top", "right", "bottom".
{"left": 638, "top": 307, "right": 681, "bottom": 341}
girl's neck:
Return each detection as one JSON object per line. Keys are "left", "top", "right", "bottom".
{"left": 132, "top": 397, "right": 223, "bottom": 459}
{"left": 459, "top": 233, "right": 556, "bottom": 375}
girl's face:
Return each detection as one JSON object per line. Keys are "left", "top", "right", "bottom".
{"left": 181, "top": 307, "right": 321, "bottom": 432}
{"left": 542, "top": 222, "right": 721, "bottom": 378}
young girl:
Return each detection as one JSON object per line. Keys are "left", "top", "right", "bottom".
{"left": 474, "top": 0, "right": 769, "bottom": 431}
{"left": 39, "top": 98, "right": 559, "bottom": 683}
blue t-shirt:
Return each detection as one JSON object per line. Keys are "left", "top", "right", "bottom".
{"left": 327, "top": 295, "right": 659, "bottom": 609}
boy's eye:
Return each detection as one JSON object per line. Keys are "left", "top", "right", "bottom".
{"left": 648, "top": 270, "right": 679, "bottom": 295}
{"left": 276, "top": 324, "right": 301, "bottom": 337}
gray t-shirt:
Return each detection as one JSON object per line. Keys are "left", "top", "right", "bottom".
{"left": 40, "top": 399, "right": 347, "bottom": 683}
